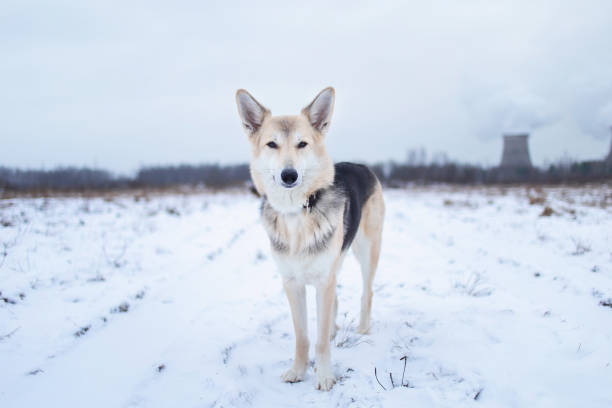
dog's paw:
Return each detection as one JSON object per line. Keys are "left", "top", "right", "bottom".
{"left": 281, "top": 367, "right": 306, "bottom": 383}
{"left": 315, "top": 371, "right": 336, "bottom": 391}
{"left": 356, "top": 324, "right": 370, "bottom": 335}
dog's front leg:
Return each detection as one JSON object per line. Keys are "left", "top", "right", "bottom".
{"left": 281, "top": 280, "right": 309, "bottom": 383}
{"left": 314, "top": 273, "right": 337, "bottom": 391}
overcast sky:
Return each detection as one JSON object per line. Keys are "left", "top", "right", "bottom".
{"left": 1, "top": 0, "right": 611, "bottom": 173}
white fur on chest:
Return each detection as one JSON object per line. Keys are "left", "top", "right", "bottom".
{"left": 260, "top": 189, "right": 345, "bottom": 285}
{"left": 273, "top": 248, "right": 341, "bottom": 285}
{"left": 269, "top": 214, "right": 338, "bottom": 285}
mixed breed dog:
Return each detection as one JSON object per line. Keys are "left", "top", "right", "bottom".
{"left": 236, "top": 87, "right": 385, "bottom": 391}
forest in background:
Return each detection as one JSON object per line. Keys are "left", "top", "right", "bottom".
{"left": 1, "top": 155, "right": 611, "bottom": 194}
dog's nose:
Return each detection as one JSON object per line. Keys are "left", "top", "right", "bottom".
{"left": 280, "top": 168, "right": 299, "bottom": 186}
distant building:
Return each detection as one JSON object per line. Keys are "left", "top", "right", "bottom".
{"left": 499, "top": 134, "right": 532, "bottom": 168}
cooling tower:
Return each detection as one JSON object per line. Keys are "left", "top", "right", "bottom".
{"left": 500, "top": 134, "right": 532, "bottom": 168}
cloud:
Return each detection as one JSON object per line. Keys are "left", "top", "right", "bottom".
{"left": 1, "top": 0, "right": 611, "bottom": 171}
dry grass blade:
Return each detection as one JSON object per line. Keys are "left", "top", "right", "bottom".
{"left": 374, "top": 367, "right": 387, "bottom": 391}
{"left": 0, "top": 326, "right": 21, "bottom": 341}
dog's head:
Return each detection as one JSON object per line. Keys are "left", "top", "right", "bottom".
{"left": 235, "top": 87, "right": 335, "bottom": 213}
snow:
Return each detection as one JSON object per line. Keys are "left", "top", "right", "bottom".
{"left": 1, "top": 186, "right": 611, "bottom": 407}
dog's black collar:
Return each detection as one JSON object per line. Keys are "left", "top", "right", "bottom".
{"left": 303, "top": 189, "right": 323, "bottom": 211}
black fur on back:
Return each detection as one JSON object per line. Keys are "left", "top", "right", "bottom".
{"left": 332, "top": 162, "right": 377, "bottom": 251}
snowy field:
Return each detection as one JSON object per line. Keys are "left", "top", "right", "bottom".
{"left": 1, "top": 185, "right": 612, "bottom": 408}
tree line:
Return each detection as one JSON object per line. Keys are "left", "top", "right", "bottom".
{"left": 369, "top": 160, "right": 612, "bottom": 185}
{"left": 1, "top": 159, "right": 611, "bottom": 193}
{"left": 0, "top": 164, "right": 250, "bottom": 192}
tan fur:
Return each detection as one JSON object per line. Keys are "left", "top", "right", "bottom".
{"left": 235, "top": 87, "right": 384, "bottom": 391}
{"left": 352, "top": 180, "right": 385, "bottom": 333}
{"left": 282, "top": 280, "right": 308, "bottom": 382}
{"left": 313, "top": 252, "right": 341, "bottom": 390}
{"left": 260, "top": 188, "right": 344, "bottom": 256}
{"left": 246, "top": 107, "right": 334, "bottom": 202}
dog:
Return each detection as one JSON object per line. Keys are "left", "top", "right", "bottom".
{"left": 235, "top": 87, "right": 385, "bottom": 391}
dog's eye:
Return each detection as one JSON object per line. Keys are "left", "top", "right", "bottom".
{"left": 266, "top": 141, "right": 278, "bottom": 149}
{"left": 297, "top": 141, "right": 308, "bottom": 149}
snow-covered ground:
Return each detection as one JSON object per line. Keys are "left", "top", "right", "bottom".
{"left": 1, "top": 186, "right": 612, "bottom": 407}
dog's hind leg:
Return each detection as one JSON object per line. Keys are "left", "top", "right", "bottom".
{"left": 353, "top": 184, "right": 384, "bottom": 334}
{"left": 281, "top": 280, "right": 309, "bottom": 383}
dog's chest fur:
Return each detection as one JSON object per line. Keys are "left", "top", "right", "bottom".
{"left": 260, "top": 189, "right": 345, "bottom": 282}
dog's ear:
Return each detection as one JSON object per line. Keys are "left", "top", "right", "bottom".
{"left": 302, "top": 87, "right": 335, "bottom": 133}
{"left": 236, "top": 89, "right": 270, "bottom": 135}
